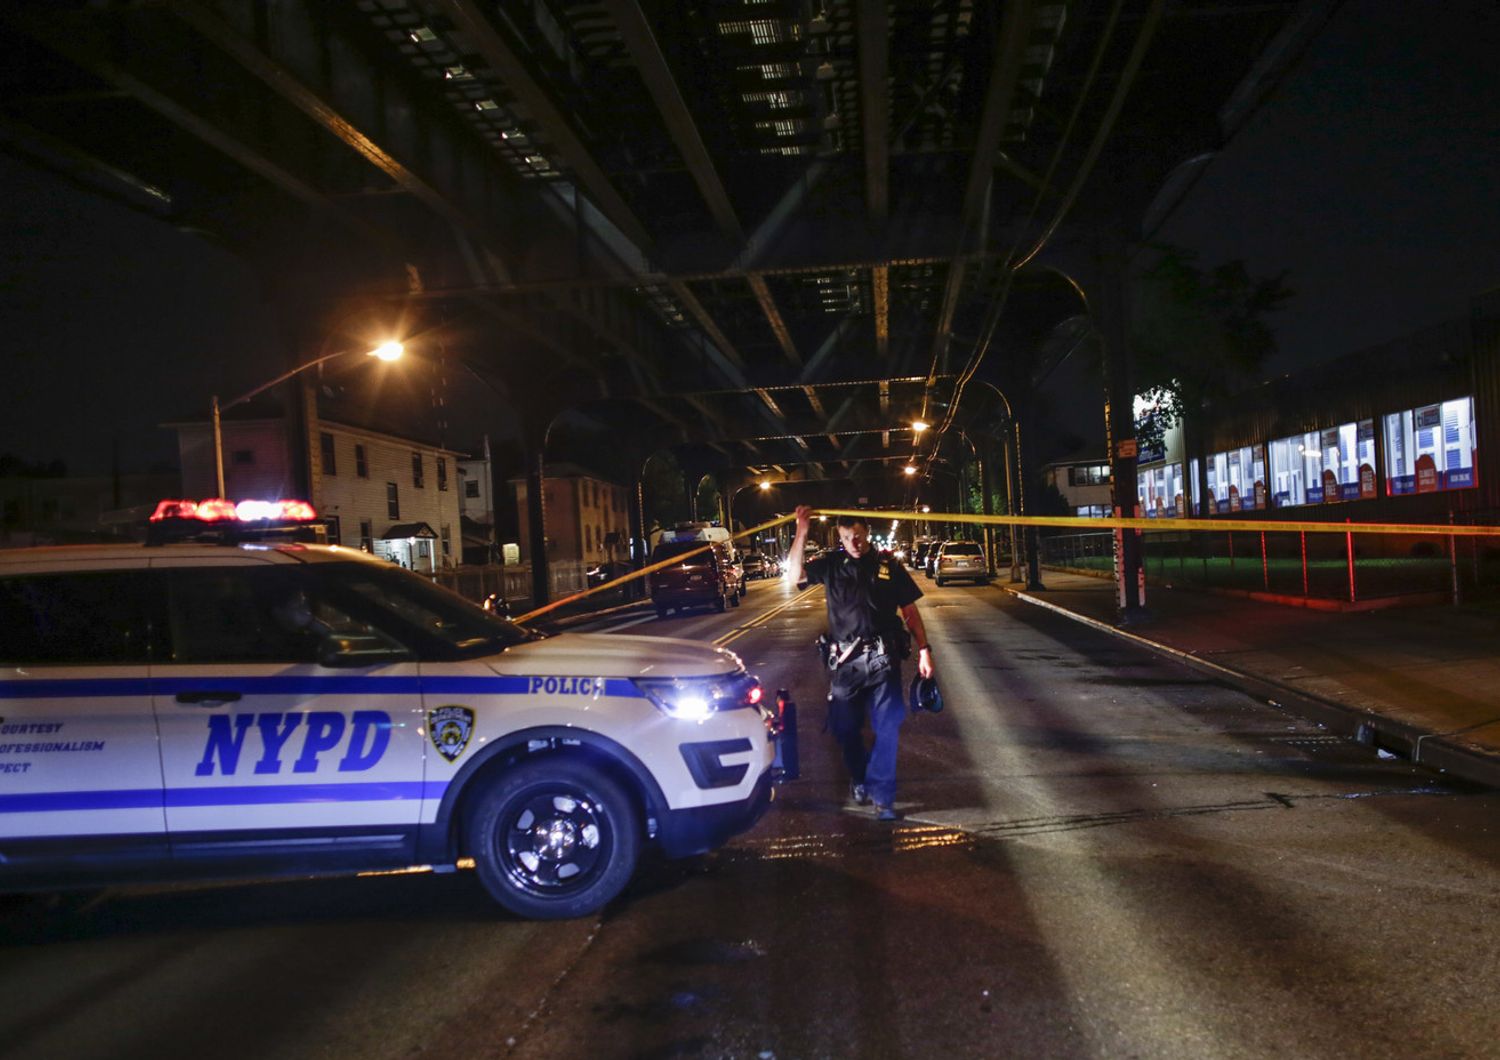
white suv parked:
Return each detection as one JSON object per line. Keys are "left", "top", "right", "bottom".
{"left": 0, "top": 532, "right": 777, "bottom": 919}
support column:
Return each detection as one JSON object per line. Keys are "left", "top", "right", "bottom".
{"left": 1098, "top": 223, "right": 1144, "bottom": 616}
{"left": 525, "top": 442, "right": 549, "bottom": 608}
{"left": 977, "top": 435, "right": 996, "bottom": 576}
{"left": 1002, "top": 427, "right": 1022, "bottom": 582}
{"left": 684, "top": 470, "right": 699, "bottom": 522}
{"left": 1016, "top": 407, "right": 1044, "bottom": 590}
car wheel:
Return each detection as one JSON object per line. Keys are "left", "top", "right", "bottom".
{"left": 729, "top": 589, "right": 741, "bottom": 607}
{"left": 655, "top": 605, "right": 669, "bottom": 619}
{"left": 714, "top": 592, "right": 727, "bottom": 613}
{"left": 936, "top": 576, "right": 946, "bottom": 586}
{"left": 467, "top": 758, "right": 641, "bottom": 920}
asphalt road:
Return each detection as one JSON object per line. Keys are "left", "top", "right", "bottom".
{"left": 3, "top": 572, "right": 1499, "bottom": 1059}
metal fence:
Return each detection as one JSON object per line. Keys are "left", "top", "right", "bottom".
{"left": 1041, "top": 523, "right": 1500, "bottom": 604}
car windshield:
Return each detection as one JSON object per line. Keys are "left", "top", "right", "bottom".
{"left": 652, "top": 541, "right": 715, "bottom": 565}
{"left": 317, "top": 562, "right": 534, "bottom": 659}
{"left": 944, "top": 543, "right": 983, "bottom": 555}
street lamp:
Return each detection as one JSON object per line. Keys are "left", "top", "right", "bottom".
{"left": 903, "top": 464, "right": 918, "bottom": 476}
{"left": 211, "top": 340, "right": 403, "bottom": 497}
{"left": 726, "top": 479, "right": 776, "bottom": 537}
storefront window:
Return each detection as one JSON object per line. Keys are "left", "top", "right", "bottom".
{"left": 1136, "top": 463, "right": 1185, "bottom": 518}
{"left": 1199, "top": 445, "right": 1267, "bottom": 512}
{"left": 1384, "top": 397, "right": 1477, "bottom": 495}
{"left": 1268, "top": 420, "right": 1372, "bottom": 506}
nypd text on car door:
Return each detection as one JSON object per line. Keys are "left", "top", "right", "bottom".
{"left": 151, "top": 560, "right": 426, "bottom": 865}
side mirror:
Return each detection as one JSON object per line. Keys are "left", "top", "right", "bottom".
{"left": 318, "top": 634, "right": 414, "bottom": 668}
{"left": 482, "top": 592, "right": 512, "bottom": 618}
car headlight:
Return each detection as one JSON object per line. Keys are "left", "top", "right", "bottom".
{"left": 633, "top": 673, "right": 761, "bottom": 721}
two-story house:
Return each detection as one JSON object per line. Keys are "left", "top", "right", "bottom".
{"left": 167, "top": 380, "right": 465, "bottom": 571}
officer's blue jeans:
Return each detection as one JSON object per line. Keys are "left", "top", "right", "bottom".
{"left": 830, "top": 669, "right": 906, "bottom": 807}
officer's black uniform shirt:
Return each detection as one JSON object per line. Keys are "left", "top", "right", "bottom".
{"left": 803, "top": 548, "right": 922, "bottom": 642}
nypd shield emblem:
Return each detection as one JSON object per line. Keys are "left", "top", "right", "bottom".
{"left": 428, "top": 706, "right": 475, "bottom": 762}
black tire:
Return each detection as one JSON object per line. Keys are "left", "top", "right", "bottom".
{"left": 729, "top": 589, "right": 741, "bottom": 607}
{"left": 655, "top": 604, "right": 669, "bottom": 619}
{"left": 714, "top": 591, "right": 727, "bottom": 613}
{"left": 935, "top": 576, "right": 945, "bottom": 587}
{"left": 467, "top": 758, "right": 641, "bottom": 920}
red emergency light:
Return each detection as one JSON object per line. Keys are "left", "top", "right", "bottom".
{"left": 150, "top": 498, "right": 319, "bottom": 523}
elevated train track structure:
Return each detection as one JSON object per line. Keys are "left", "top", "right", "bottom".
{"left": 2, "top": 0, "right": 1321, "bottom": 600}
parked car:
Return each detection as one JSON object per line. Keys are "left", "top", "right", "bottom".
{"left": 911, "top": 541, "right": 932, "bottom": 570}
{"left": 650, "top": 540, "right": 743, "bottom": 617}
{"left": 935, "top": 540, "right": 988, "bottom": 585}
{"left": 924, "top": 541, "right": 949, "bottom": 578}
{"left": 741, "top": 552, "right": 771, "bottom": 580}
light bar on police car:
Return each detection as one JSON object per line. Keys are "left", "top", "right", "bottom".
{"left": 150, "top": 498, "right": 319, "bottom": 523}
{"left": 632, "top": 673, "right": 763, "bottom": 721}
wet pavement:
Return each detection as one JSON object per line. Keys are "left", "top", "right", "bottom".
{"left": 4, "top": 575, "right": 1500, "bottom": 1059}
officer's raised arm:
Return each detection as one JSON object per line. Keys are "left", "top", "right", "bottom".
{"left": 900, "top": 602, "right": 934, "bottom": 679}
{"left": 785, "top": 504, "right": 814, "bottom": 585}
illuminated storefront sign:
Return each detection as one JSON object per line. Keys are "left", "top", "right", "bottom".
{"left": 1384, "top": 397, "right": 1477, "bottom": 495}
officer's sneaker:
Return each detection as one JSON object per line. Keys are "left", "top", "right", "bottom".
{"left": 875, "top": 804, "right": 902, "bottom": 822}
{"left": 850, "top": 783, "right": 870, "bottom": 806}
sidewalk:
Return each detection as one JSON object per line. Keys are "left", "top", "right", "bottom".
{"left": 1003, "top": 569, "right": 1500, "bottom": 788}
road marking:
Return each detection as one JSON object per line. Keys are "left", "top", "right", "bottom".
{"left": 713, "top": 586, "right": 820, "bottom": 647}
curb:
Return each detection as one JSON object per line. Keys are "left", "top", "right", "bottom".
{"left": 1000, "top": 585, "right": 1500, "bottom": 791}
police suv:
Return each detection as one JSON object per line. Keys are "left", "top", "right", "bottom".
{"left": 0, "top": 500, "right": 777, "bottom": 919}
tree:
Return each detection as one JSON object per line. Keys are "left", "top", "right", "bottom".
{"left": 1131, "top": 246, "right": 1293, "bottom": 516}
{"left": 641, "top": 451, "right": 690, "bottom": 534}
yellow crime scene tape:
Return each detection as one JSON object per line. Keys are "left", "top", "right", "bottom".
{"left": 817, "top": 507, "right": 1500, "bottom": 538}
{"left": 514, "top": 506, "right": 1500, "bottom": 626}
{"left": 514, "top": 512, "right": 796, "bottom": 625}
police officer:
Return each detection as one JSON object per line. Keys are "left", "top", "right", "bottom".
{"left": 786, "top": 505, "right": 934, "bottom": 821}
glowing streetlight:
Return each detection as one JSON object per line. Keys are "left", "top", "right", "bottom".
{"left": 759, "top": 480, "right": 772, "bottom": 490}
{"left": 212, "top": 339, "right": 404, "bottom": 497}
{"left": 911, "top": 419, "right": 930, "bottom": 434}
{"left": 903, "top": 464, "right": 918, "bottom": 476}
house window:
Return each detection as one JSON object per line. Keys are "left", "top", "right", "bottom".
{"left": 412, "top": 452, "right": 424, "bottom": 488}
{"left": 355, "top": 444, "right": 368, "bottom": 478}
{"left": 464, "top": 479, "right": 480, "bottom": 499}
{"left": 386, "top": 482, "right": 400, "bottom": 519}
{"left": 441, "top": 524, "right": 451, "bottom": 557}
{"left": 323, "top": 514, "right": 342, "bottom": 545}
{"left": 360, "top": 519, "right": 373, "bottom": 552}
{"left": 320, "top": 432, "right": 336, "bottom": 475}
{"left": 437, "top": 457, "right": 448, "bottom": 491}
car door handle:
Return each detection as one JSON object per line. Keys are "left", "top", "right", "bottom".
{"left": 175, "top": 691, "right": 242, "bottom": 705}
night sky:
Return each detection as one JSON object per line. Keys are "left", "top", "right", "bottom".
{"left": 1156, "top": 0, "right": 1500, "bottom": 377}
{"left": 2, "top": 1, "right": 1498, "bottom": 475}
